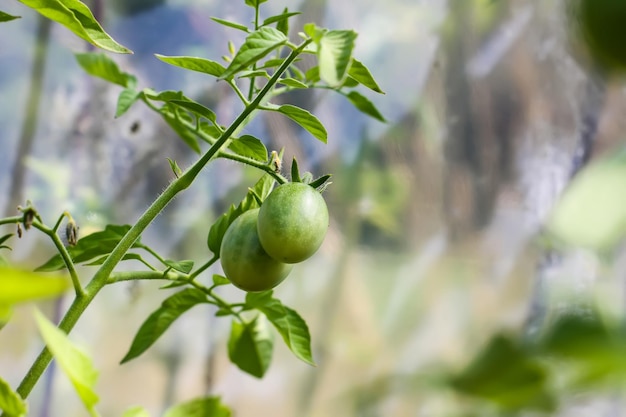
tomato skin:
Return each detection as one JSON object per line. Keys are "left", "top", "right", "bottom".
{"left": 257, "top": 182, "right": 329, "bottom": 264}
{"left": 220, "top": 208, "right": 293, "bottom": 292}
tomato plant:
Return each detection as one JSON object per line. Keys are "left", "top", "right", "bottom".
{"left": 220, "top": 208, "right": 293, "bottom": 292}
{"left": 258, "top": 182, "right": 329, "bottom": 263}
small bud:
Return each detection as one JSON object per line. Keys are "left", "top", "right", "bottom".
{"left": 23, "top": 209, "right": 34, "bottom": 230}
{"left": 66, "top": 218, "right": 79, "bottom": 246}
{"left": 228, "top": 41, "right": 236, "bottom": 56}
{"left": 17, "top": 223, "right": 22, "bottom": 239}
{"left": 270, "top": 150, "right": 282, "bottom": 172}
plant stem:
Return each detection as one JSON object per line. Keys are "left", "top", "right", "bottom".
{"left": 14, "top": 39, "right": 311, "bottom": 400}
{"left": 189, "top": 255, "right": 219, "bottom": 280}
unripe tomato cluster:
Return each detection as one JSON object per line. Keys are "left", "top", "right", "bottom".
{"left": 220, "top": 182, "right": 329, "bottom": 292}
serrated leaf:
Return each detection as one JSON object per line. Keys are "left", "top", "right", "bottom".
{"left": 163, "top": 396, "right": 231, "bottom": 417}
{"left": 18, "top": 0, "right": 131, "bottom": 53}
{"left": 212, "top": 274, "right": 230, "bottom": 287}
{"left": 35, "top": 310, "right": 99, "bottom": 414}
{"left": 276, "top": 104, "right": 327, "bottom": 143}
{"left": 278, "top": 77, "right": 308, "bottom": 89}
{"left": 121, "top": 406, "right": 150, "bottom": 417}
{"left": 0, "top": 376, "right": 27, "bottom": 417}
{"left": 0, "top": 11, "right": 21, "bottom": 22}
{"left": 0, "top": 267, "right": 69, "bottom": 305}
{"left": 75, "top": 53, "right": 135, "bottom": 87}
{"left": 207, "top": 175, "right": 275, "bottom": 254}
{"left": 220, "top": 27, "right": 287, "bottom": 80}
{"left": 318, "top": 30, "right": 357, "bottom": 87}
{"left": 121, "top": 289, "right": 208, "bottom": 363}
{"left": 116, "top": 88, "right": 141, "bottom": 118}
{"left": 164, "top": 260, "right": 194, "bottom": 274}
{"left": 349, "top": 58, "right": 384, "bottom": 93}
{"left": 210, "top": 16, "right": 249, "bottom": 32}
{"left": 227, "top": 134, "right": 268, "bottom": 161}
{"left": 228, "top": 315, "right": 274, "bottom": 378}
{"left": 345, "top": 91, "right": 386, "bottom": 122}
{"left": 256, "top": 298, "right": 314, "bottom": 366}
{"left": 155, "top": 55, "right": 226, "bottom": 78}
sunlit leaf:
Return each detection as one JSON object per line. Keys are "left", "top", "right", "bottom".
{"left": 220, "top": 27, "right": 287, "bottom": 80}
{"left": 121, "top": 406, "right": 150, "bottom": 417}
{"left": 0, "top": 267, "right": 68, "bottom": 304}
{"left": 163, "top": 396, "right": 231, "bottom": 417}
{"left": 121, "top": 289, "right": 208, "bottom": 363}
{"left": 35, "top": 310, "right": 99, "bottom": 414}
{"left": 227, "top": 135, "right": 268, "bottom": 161}
{"left": 0, "top": 376, "right": 27, "bottom": 417}
{"left": 345, "top": 91, "right": 386, "bottom": 122}
{"left": 348, "top": 58, "right": 384, "bottom": 93}
{"left": 212, "top": 274, "right": 230, "bottom": 287}
{"left": 155, "top": 55, "right": 226, "bottom": 78}
{"left": 276, "top": 104, "right": 327, "bottom": 143}
{"left": 75, "top": 53, "right": 135, "bottom": 87}
{"left": 318, "top": 30, "right": 357, "bottom": 87}
{"left": 228, "top": 315, "right": 274, "bottom": 378}
{"left": 0, "top": 11, "right": 20, "bottom": 22}
{"left": 18, "top": 0, "right": 131, "bottom": 53}
{"left": 278, "top": 78, "right": 308, "bottom": 89}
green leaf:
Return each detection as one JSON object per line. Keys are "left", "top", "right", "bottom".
{"left": 85, "top": 253, "right": 143, "bottom": 266}
{"left": 318, "top": 30, "right": 357, "bottom": 87}
{"left": 244, "top": 0, "right": 268, "bottom": 8}
{"left": 115, "top": 88, "right": 141, "bottom": 118}
{"left": 212, "top": 274, "right": 230, "bottom": 287}
{"left": 121, "top": 406, "right": 150, "bottom": 417}
{"left": 207, "top": 175, "right": 275, "bottom": 254}
{"left": 548, "top": 150, "right": 626, "bottom": 251}
{"left": 160, "top": 106, "right": 202, "bottom": 154}
{"left": 278, "top": 77, "right": 308, "bottom": 89}
{"left": 227, "top": 134, "right": 268, "bottom": 161}
{"left": 168, "top": 99, "right": 217, "bottom": 124}
{"left": 255, "top": 298, "right": 315, "bottom": 366}
{"left": 450, "top": 335, "right": 554, "bottom": 412}
{"left": 121, "top": 289, "right": 208, "bottom": 363}
{"left": 220, "top": 27, "right": 288, "bottom": 80}
{"left": 291, "top": 158, "right": 301, "bottom": 182}
{"left": 262, "top": 10, "right": 300, "bottom": 31}
{"left": 228, "top": 315, "right": 274, "bottom": 378}
{"left": 75, "top": 53, "right": 135, "bottom": 87}
{"left": 348, "top": 58, "right": 384, "bottom": 94}
{"left": 0, "top": 267, "right": 68, "bottom": 304}
{"left": 345, "top": 91, "right": 386, "bottom": 122}
{"left": 0, "top": 376, "right": 27, "bottom": 417}
{"left": 155, "top": 55, "right": 226, "bottom": 78}
{"left": 0, "top": 234, "right": 12, "bottom": 247}
{"left": 164, "top": 260, "right": 194, "bottom": 274}
{"left": 305, "top": 66, "right": 320, "bottom": 83}
{"left": 210, "top": 16, "right": 249, "bottom": 32}
{"left": 18, "top": 0, "right": 131, "bottom": 53}
{"left": 0, "top": 11, "right": 21, "bottom": 22}
{"left": 276, "top": 104, "right": 327, "bottom": 143}
{"left": 35, "top": 224, "right": 137, "bottom": 271}
{"left": 35, "top": 310, "right": 99, "bottom": 414}
{"left": 167, "top": 158, "right": 183, "bottom": 178}
{"left": 237, "top": 69, "right": 269, "bottom": 79}
{"left": 163, "top": 396, "right": 231, "bottom": 417}
{"left": 308, "top": 174, "right": 332, "bottom": 190}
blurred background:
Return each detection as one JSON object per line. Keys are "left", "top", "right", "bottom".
{"left": 2, "top": 0, "right": 626, "bottom": 416}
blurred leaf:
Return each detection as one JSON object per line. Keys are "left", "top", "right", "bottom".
{"left": 75, "top": 53, "right": 135, "bottom": 87}
{"left": 227, "top": 135, "right": 268, "bottom": 161}
{"left": 0, "top": 267, "right": 68, "bottom": 304}
{"left": 305, "top": 66, "right": 320, "bottom": 83}
{"left": 207, "top": 175, "right": 275, "bottom": 254}
{"left": 121, "top": 406, "right": 150, "bottom": 417}
{"left": 210, "top": 17, "right": 249, "bottom": 32}
{"left": 0, "top": 234, "right": 12, "bottom": 248}
{"left": 278, "top": 77, "right": 308, "bottom": 89}
{"left": 0, "top": 376, "right": 26, "bottom": 417}
{"left": 18, "top": 0, "right": 131, "bottom": 53}
{"left": 548, "top": 150, "right": 626, "bottom": 251}
{"left": 244, "top": 0, "right": 268, "bottom": 8}
{"left": 0, "top": 304, "right": 12, "bottom": 330}
{"left": 0, "top": 11, "right": 20, "bottom": 22}
{"left": 318, "top": 30, "right": 357, "bottom": 87}
{"left": 220, "top": 27, "right": 287, "bottom": 80}
{"left": 164, "top": 260, "right": 194, "bottom": 274}
{"left": 250, "top": 296, "right": 315, "bottom": 366}
{"left": 121, "top": 289, "right": 208, "bottom": 363}
{"left": 155, "top": 55, "right": 225, "bottom": 78}
{"left": 228, "top": 315, "right": 274, "bottom": 378}
{"left": 35, "top": 310, "right": 99, "bottom": 414}
{"left": 36, "top": 224, "right": 137, "bottom": 271}
{"left": 85, "top": 253, "right": 144, "bottom": 266}
{"left": 237, "top": 69, "right": 269, "bottom": 79}
{"left": 212, "top": 274, "right": 230, "bottom": 287}
{"left": 115, "top": 88, "right": 141, "bottom": 118}
{"left": 450, "top": 335, "right": 554, "bottom": 412}
{"left": 275, "top": 104, "right": 327, "bottom": 143}
{"left": 163, "top": 396, "right": 231, "bottom": 417}
{"left": 345, "top": 91, "right": 386, "bottom": 122}
{"left": 348, "top": 58, "right": 384, "bottom": 93}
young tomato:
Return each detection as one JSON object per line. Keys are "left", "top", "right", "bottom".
{"left": 257, "top": 182, "right": 329, "bottom": 263}
{"left": 220, "top": 208, "right": 293, "bottom": 292}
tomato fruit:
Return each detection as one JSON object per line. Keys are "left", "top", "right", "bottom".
{"left": 257, "top": 182, "right": 329, "bottom": 263}
{"left": 220, "top": 208, "right": 293, "bottom": 292}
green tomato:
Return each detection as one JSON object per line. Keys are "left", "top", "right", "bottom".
{"left": 220, "top": 208, "right": 293, "bottom": 292}
{"left": 257, "top": 182, "right": 329, "bottom": 263}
